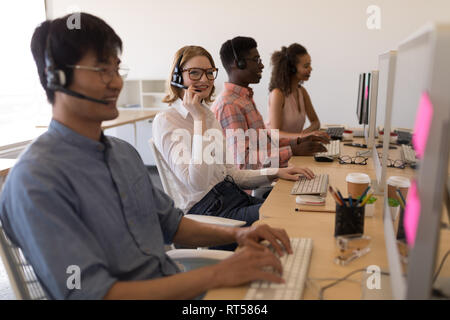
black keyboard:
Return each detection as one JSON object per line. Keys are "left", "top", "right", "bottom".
{"left": 326, "top": 127, "right": 345, "bottom": 140}
{"left": 395, "top": 130, "right": 412, "bottom": 145}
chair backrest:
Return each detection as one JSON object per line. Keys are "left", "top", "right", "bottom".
{"left": 0, "top": 224, "right": 47, "bottom": 300}
{"left": 148, "top": 138, "right": 185, "bottom": 208}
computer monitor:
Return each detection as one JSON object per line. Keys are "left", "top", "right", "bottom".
{"left": 365, "top": 70, "right": 379, "bottom": 149}
{"left": 374, "top": 51, "right": 397, "bottom": 193}
{"left": 356, "top": 73, "right": 365, "bottom": 125}
{"left": 383, "top": 23, "right": 450, "bottom": 299}
{"left": 361, "top": 72, "right": 371, "bottom": 126}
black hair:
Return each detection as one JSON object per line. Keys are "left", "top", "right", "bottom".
{"left": 219, "top": 36, "right": 257, "bottom": 74}
{"left": 30, "top": 12, "right": 123, "bottom": 104}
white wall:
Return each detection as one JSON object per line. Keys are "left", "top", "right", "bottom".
{"left": 46, "top": 0, "right": 450, "bottom": 127}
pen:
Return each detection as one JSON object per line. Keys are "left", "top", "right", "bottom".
{"left": 396, "top": 189, "right": 406, "bottom": 209}
{"left": 329, "top": 186, "right": 344, "bottom": 206}
{"left": 336, "top": 188, "right": 347, "bottom": 207}
{"left": 348, "top": 194, "right": 353, "bottom": 207}
{"left": 359, "top": 191, "right": 374, "bottom": 207}
{"left": 357, "top": 186, "right": 371, "bottom": 206}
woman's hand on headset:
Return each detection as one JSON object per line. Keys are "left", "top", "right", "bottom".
{"left": 182, "top": 86, "right": 205, "bottom": 121}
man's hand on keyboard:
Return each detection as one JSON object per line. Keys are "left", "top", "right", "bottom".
{"left": 211, "top": 246, "right": 285, "bottom": 287}
{"left": 234, "top": 224, "right": 293, "bottom": 257}
{"left": 277, "top": 166, "right": 315, "bottom": 181}
{"left": 300, "top": 130, "right": 331, "bottom": 144}
{"left": 291, "top": 136, "right": 327, "bottom": 156}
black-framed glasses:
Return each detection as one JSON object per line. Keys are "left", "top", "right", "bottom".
{"left": 245, "top": 56, "right": 262, "bottom": 64}
{"left": 181, "top": 68, "right": 218, "bottom": 80}
{"left": 67, "top": 64, "right": 129, "bottom": 84}
{"left": 338, "top": 155, "right": 368, "bottom": 165}
{"left": 377, "top": 153, "right": 406, "bottom": 169}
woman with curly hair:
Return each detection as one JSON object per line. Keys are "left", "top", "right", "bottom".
{"left": 267, "top": 44, "right": 327, "bottom": 140}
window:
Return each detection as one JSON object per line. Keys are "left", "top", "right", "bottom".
{"left": 0, "top": 1, "right": 49, "bottom": 149}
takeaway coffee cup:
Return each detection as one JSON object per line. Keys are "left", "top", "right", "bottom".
{"left": 387, "top": 176, "right": 411, "bottom": 201}
{"left": 346, "top": 173, "right": 371, "bottom": 199}
{"left": 387, "top": 176, "right": 411, "bottom": 220}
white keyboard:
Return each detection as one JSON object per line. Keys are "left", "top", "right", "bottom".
{"left": 316, "top": 140, "right": 341, "bottom": 158}
{"left": 401, "top": 144, "right": 417, "bottom": 164}
{"left": 245, "top": 238, "right": 313, "bottom": 300}
{"left": 291, "top": 174, "right": 329, "bottom": 195}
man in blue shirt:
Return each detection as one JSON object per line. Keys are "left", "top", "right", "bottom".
{"left": 0, "top": 13, "right": 292, "bottom": 299}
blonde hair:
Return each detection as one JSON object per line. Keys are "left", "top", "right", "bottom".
{"left": 163, "top": 45, "right": 216, "bottom": 105}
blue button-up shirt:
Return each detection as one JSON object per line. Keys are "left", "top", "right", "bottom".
{"left": 0, "top": 120, "right": 183, "bottom": 299}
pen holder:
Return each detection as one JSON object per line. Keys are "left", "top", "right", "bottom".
{"left": 334, "top": 198, "right": 365, "bottom": 237}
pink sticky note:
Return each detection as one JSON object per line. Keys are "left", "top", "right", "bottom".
{"left": 412, "top": 92, "right": 434, "bottom": 159}
{"left": 404, "top": 180, "right": 420, "bottom": 247}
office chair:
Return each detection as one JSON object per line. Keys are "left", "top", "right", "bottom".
{"left": 148, "top": 138, "right": 246, "bottom": 228}
{"left": 149, "top": 138, "right": 244, "bottom": 271}
{"left": 0, "top": 223, "right": 47, "bottom": 300}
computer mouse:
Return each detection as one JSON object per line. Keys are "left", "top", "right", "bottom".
{"left": 296, "top": 195, "right": 326, "bottom": 205}
{"left": 314, "top": 155, "right": 334, "bottom": 162}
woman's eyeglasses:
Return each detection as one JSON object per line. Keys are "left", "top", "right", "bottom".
{"left": 182, "top": 68, "right": 218, "bottom": 81}
{"left": 338, "top": 155, "right": 368, "bottom": 165}
{"left": 377, "top": 153, "right": 406, "bottom": 169}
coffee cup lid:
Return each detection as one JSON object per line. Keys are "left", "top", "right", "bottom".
{"left": 387, "top": 176, "right": 411, "bottom": 188}
{"left": 346, "top": 173, "right": 370, "bottom": 184}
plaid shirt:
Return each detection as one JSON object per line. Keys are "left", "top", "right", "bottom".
{"left": 211, "top": 82, "right": 293, "bottom": 169}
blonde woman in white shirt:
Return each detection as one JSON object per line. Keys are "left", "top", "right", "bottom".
{"left": 153, "top": 46, "right": 315, "bottom": 227}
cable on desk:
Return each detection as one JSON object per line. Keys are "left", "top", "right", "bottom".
{"left": 316, "top": 268, "right": 390, "bottom": 300}
{"left": 433, "top": 249, "right": 450, "bottom": 284}
{"left": 312, "top": 250, "right": 450, "bottom": 300}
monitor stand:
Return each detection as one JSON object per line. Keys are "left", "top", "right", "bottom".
{"left": 361, "top": 272, "right": 450, "bottom": 299}
{"left": 432, "top": 277, "right": 450, "bottom": 299}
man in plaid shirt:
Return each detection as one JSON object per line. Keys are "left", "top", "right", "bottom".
{"left": 211, "top": 37, "right": 328, "bottom": 170}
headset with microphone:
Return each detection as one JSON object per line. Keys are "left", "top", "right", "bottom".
{"left": 170, "top": 52, "right": 203, "bottom": 93}
{"left": 230, "top": 39, "right": 246, "bottom": 70}
{"left": 285, "top": 50, "right": 297, "bottom": 75}
{"left": 170, "top": 53, "right": 188, "bottom": 90}
{"left": 44, "top": 33, "right": 109, "bottom": 105}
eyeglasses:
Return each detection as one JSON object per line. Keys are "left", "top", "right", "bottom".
{"left": 181, "top": 68, "right": 218, "bottom": 81}
{"left": 377, "top": 153, "right": 406, "bottom": 169}
{"left": 66, "top": 64, "right": 129, "bottom": 84}
{"left": 338, "top": 155, "right": 368, "bottom": 165}
{"left": 245, "top": 56, "right": 262, "bottom": 64}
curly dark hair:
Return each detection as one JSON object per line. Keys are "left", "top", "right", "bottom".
{"left": 268, "top": 43, "right": 308, "bottom": 96}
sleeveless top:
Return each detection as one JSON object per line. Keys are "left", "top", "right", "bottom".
{"left": 268, "top": 86, "right": 306, "bottom": 133}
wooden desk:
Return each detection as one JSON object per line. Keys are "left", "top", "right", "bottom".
{"left": 0, "top": 159, "right": 17, "bottom": 178}
{"left": 205, "top": 143, "right": 450, "bottom": 300}
{"left": 36, "top": 109, "right": 159, "bottom": 130}
{"left": 36, "top": 109, "right": 159, "bottom": 146}
{"left": 101, "top": 109, "right": 159, "bottom": 130}
{"left": 0, "top": 159, "right": 17, "bottom": 186}
{"left": 205, "top": 209, "right": 450, "bottom": 300}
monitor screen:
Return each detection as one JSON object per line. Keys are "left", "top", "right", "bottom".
{"left": 362, "top": 72, "right": 371, "bottom": 125}
{"left": 356, "top": 73, "right": 365, "bottom": 125}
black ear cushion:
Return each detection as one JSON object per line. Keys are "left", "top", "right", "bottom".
{"left": 237, "top": 59, "right": 247, "bottom": 70}
{"left": 172, "top": 71, "right": 183, "bottom": 85}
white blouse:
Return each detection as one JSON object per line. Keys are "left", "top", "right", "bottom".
{"left": 152, "top": 99, "right": 278, "bottom": 212}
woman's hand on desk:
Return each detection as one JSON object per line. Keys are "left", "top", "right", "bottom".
{"left": 276, "top": 166, "right": 315, "bottom": 181}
